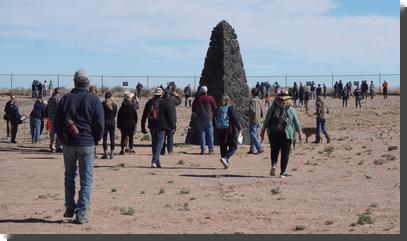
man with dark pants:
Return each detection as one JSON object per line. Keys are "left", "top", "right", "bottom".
{"left": 161, "top": 89, "right": 181, "bottom": 155}
{"left": 47, "top": 88, "right": 62, "bottom": 152}
{"left": 184, "top": 84, "right": 192, "bottom": 107}
{"left": 260, "top": 90, "right": 302, "bottom": 178}
{"left": 4, "top": 95, "right": 15, "bottom": 140}
{"left": 313, "top": 96, "right": 330, "bottom": 144}
{"left": 141, "top": 87, "right": 176, "bottom": 168}
{"left": 246, "top": 88, "right": 264, "bottom": 155}
{"left": 354, "top": 85, "right": 363, "bottom": 109}
{"left": 55, "top": 69, "right": 104, "bottom": 224}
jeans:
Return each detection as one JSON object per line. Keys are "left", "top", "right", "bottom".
{"left": 197, "top": 122, "right": 214, "bottom": 152}
{"left": 249, "top": 123, "right": 263, "bottom": 152}
{"left": 269, "top": 131, "right": 292, "bottom": 175}
{"left": 161, "top": 130, "right": 174, "bottom": 153}
{"left": 316, "top": 118, "right": 329, "bottom": 142}
{"left": 150, "top": 128, "right": 165, "bottom": 164}
{"left": 63, "top": 145, "right": 95, "bottom": 215}
{"left": 30, "top": 117, "right": 42, "bottom": 143}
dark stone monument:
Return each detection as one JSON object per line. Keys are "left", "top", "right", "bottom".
{"left": 185, "top": 20, "right": 251, "bottom": 145}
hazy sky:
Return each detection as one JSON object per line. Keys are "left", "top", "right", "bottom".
{"left": 0, "top": 0, "right": 400, "bottom": 87}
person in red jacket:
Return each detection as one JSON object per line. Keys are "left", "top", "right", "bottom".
{"left": 382, "top": 81, "right": 388, "bottom": 99}
{"left": 192, "top": 86, "right": 217, "bottom": 155}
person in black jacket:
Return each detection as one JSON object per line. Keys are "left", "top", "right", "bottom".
{"left": 161, "top": 89, "right": 181, "bottom": 155}
{"left": 6, "top": 98, "right": 23, "bottom": 143}
{"left": 117, "top": 92, "right": 138, "bottom": 155}
{"left": 4, "top": 95, "right": 15, "bottom": 139}
{"left": 101, "top": 91, "right": 117, "bottom": 159}
{"left": 215, "top": 95, "right": 241, "bottom": 169}
{"left": 184, "top": 84, "right": 192, "bottom": 107}
{"left": 141, "top": 87, "right": 176, "bottom": 168}
{"left": 30, "top": 98, "right": 46, "bottom": 144}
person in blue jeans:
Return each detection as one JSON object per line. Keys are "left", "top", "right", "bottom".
{"left": 313, "top": 96, "right": 331, "bottom": 144}
{"left": 191, "top": 86, "right": 217, "bottom": 155}
{"left": 141, "top": 87, "right": 176, "bottom": 168}
{"left": 30, "top": 98, "right": 45, "bottom": 144}
{"left": 246, "top": 88, "right": 264, "bottom": 154}
{"left": 55, "top": 69, "right": 104, "bottom": 224}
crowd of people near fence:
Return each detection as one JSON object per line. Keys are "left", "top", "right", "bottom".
{"left": 31, "top": 80, "right": 53, "bottom": 98}
{"left": 1, "top": 69, "right": 393, "bottom": 224}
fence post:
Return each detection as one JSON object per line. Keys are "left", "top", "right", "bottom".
{"left": 57, "top": 74, "right": 60, "bottom": 88}
{"left": 101, "top": 75, "right": 104, "bottom": 93}
{"left": 378, "top": 73, "right": 381, "bottom": 94}
{"left": 285, "top": 75, "right": 288, "bottom": 88}
{"left": 146, "top": 75, "right": 149, "bottom": 89}
{"left": 10, "top": 74, "right": 13, "bottom": 95}
{"left": 194, "top": 75, "right": 197, "bottom": 92}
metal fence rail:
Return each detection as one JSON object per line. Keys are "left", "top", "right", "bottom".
{"left": 0, "top": 73, "right": 400, "bottom": 94}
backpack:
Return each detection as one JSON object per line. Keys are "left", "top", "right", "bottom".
{"left": 148, "top": 98, "right": 159, "bottom": 122}
{"left": 269, "top": 106, "right": 288, "bottom": 132}
{"left": 215, "top": 105, "right": 230, "bottom": 129}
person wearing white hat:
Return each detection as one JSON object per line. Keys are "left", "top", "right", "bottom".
{"left": 191, "top": 85, "right": 217, "bottom": 155}
{"left": 141, "top": 87, "right": 176, "bottom": 168}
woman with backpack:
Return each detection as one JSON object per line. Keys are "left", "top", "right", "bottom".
{"left": 260, "top": 89, "right": 303, "bottom": 178}
{"left": 215, "top": 94, "right": 241, "bottom": 169}
{"left": 101, "top": 91, "right": 118, "bottom": 159}
{"left": 117, "top": 92, "right": 138, "bottom": 155}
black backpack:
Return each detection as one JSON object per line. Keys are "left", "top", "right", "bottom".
{"left": 269, "top": 106, "right": 288, "bottom": 132}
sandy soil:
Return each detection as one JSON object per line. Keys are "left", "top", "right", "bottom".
{"left": 0, "top": 94, "right": 400, "bottom": 234}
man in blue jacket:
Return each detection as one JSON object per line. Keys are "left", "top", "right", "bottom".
{"left": 54, "top": 69, "right": 104, "bottom": 224}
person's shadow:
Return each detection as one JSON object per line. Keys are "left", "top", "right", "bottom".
{"left": 0, "top": 218, "right": 63, "bottom": 224}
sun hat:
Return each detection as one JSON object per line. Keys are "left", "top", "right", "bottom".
{"left": 276, "top": 89, "right": 293, "bottom": 101}
{"left": 153, "top": 87, "right": 164, "bottom": 96}
{"left": 200, "top": 86, "right": 208, "bottom": 93}
{"left": 124, "top": 90, "right": 134, "bottom": 98}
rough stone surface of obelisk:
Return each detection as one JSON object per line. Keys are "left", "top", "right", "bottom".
{"left": 185, "top": 20, "right": 251, "bottom": 145}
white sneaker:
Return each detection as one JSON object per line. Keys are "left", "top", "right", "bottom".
{"left": 270, "top": 165, "right": 276, "bottom": 176}
{"left": 151, "top": 163, "right": 158, "bottom": 168}
{"left": 220, "top": 158, "right": 229, "bottom": 169}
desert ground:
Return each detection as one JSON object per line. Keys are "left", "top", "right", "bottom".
{"left": 0, "top": 93, "right": 400, "bottom": 234}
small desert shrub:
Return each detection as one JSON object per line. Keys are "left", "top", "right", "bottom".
{"left": 141, "top": 134, "right": 151, "bottom": 141}
{"left": 373, "top": 159, "right": 385, "bottom": 165}
{"left": 183, "top": 202, "right": 190, "bottom": 211}
{"left": 324, "top": 146, "right": 334, "bottom": 154}
{"left": 159, "top": 188, "right": 165, "bottom": 194}
{"left": 370, "top": 203, "right": 378, "bottom": 208}
{"left": 271, "top": 187, "right": 281, "bottom": 195}
{"left": 167, "top": 180, "right": 174, "bottom": 184}
{"left": 357, "top": 212, "right": 374, "bottom": 225}
{"left": 120, "top": 207, "right": 135, "bottom": 215}
{"left": 325, "top": 220, "right": 334, "bottom": 225}
{"left": 177, "top": 160, "right": 185, "bottom": 165}
{"left": 295, "top": 225, "right": 305, "bottom": 231}
{"left": 388, "top": 146, "right": 398, "bottom": 151}
{"left": 179, "top": 188, "right": 191, "bottom": 195}
{"left": 140, "top": 191, "right": 145, "bottom": 194}
{"left": 111, "top": 188, "right": 117, "bottom": 193}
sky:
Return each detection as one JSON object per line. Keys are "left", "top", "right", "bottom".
{"left": 0, "top": 0, "right": 401, "bottom": 88}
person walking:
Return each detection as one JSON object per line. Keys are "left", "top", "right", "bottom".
{"left": 191, "top": 86, "right": 217, "bottom": 155}
{"left": 323, "top": 84, "right": 327, "bottom": 99}
{"left": 260, "top": 89, "right": 302, "bottom": 178}
{"left": 382, "top": 80, "right": 388, "bottom": 99}
{"left": 3, "top": 95, "right": 15, "bottom": 140}
{"left": 101, "top": 91, "right": 117, "bottom": 159}
{"left": 30, "top": 98, "right": 46, "bottom": 144}
{"left": 54, "top": 69, "right": 104, "bottom": 224}
{"left": 6, "top": 97, "right": 23, "bottom": 143}
{"left": 370, "top": 81, "right": 375, "bottom": 99}
{"left": 298, "top": 84, "right": 305, "bottom": 108}
{"left": 184, "top": 84, "right": 192, "bottom": 107}
{"left": 117, "top": 92, "right": 137, "bottom": 155}
{"left": 161, "top": 89, "right": 181, "bottom": 155}
{"left": 304, "top": 87, "right": 311, "bottom": 115}
{"left": 246, "top": 88, "right": 264, "bottom": 155}
{"left": 47, "top": 88, "right": 62, "bottom": 152}
{"left": 215, "top": 95, "right": 241, "bottom": 169}
{"left": 141, "top": 87, "right": 176, "bottom": 168}
{"left": 313, "top": 96, "right": 330, "bottom": 144}
{"left": 342, "top": 87, "right": 350, "bottom": 108}
{"left": 354, "top": 85, "right": 363, "bottom": 108}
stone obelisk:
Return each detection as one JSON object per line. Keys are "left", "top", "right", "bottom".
{"left": 185, "top": 20, "right": 251, "bottom": 145}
